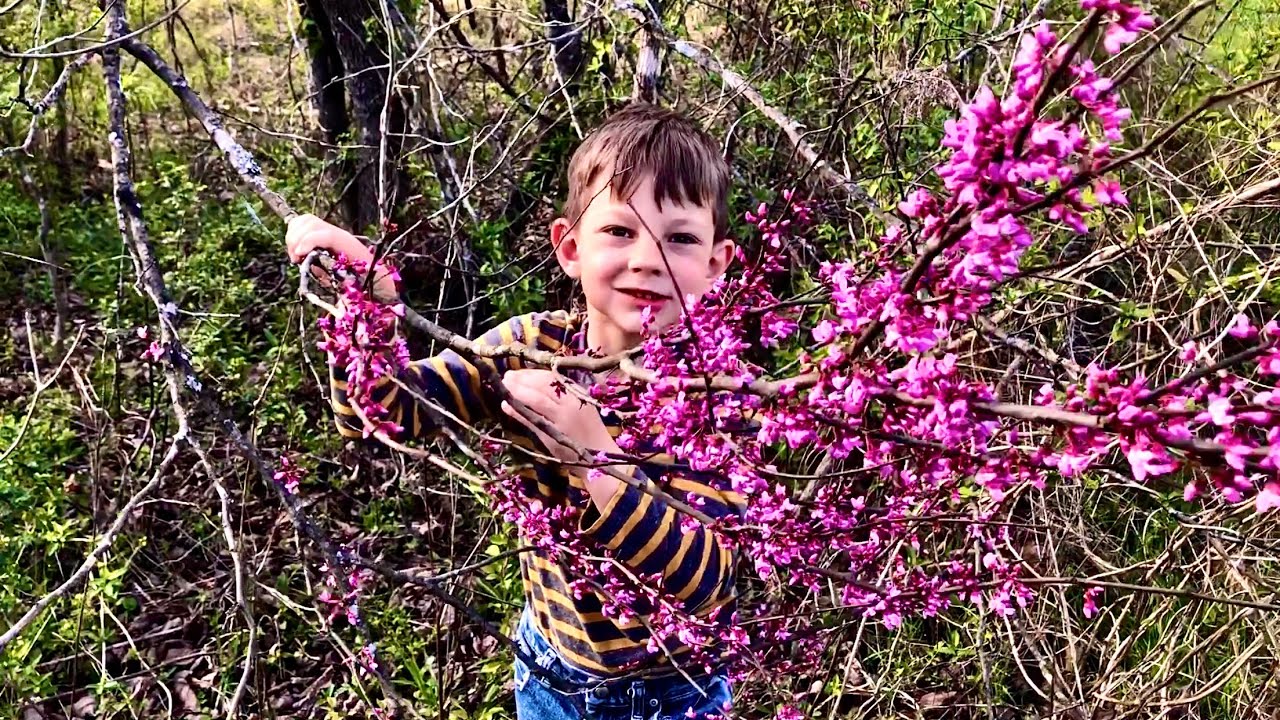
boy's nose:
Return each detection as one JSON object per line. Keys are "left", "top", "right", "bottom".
{"left": 627, "top": 235, "right": 665, "bottom": 274}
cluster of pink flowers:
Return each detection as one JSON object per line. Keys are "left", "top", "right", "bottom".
{"left": 531, "top": 0, "right": 1273, "bottom": 695}
{"left": 356, "top": 642, "right": 380, "bottom": 676}
{"left": 272, "top": 454, "right": 305, "bottom": 495}
{"left": 137, "top": 326, "right": 166, "bottom": 363}
{"left": 1037, "top": 318, "right": 1280, "bottom": 510}
{"left": 1083, "top": 587, "right": 1104, "bottom": 618}
{"left": 316, "top": 255, "right": 410, "bottom": 438}
{"left": 269, "top": 450, "right": 388, "bottom": 696}
{"left": 317, "top": 561, "right": 376, "bottom": 627}
{"left": 1083, "top": 0, "right": 1156, "bottom": 53}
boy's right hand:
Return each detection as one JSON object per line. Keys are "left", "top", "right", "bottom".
{"left": 286, "top": 213, "right": 373, "bottom": 265}
{"left": 286, "top": 214, "right": 399, "bottom": 300}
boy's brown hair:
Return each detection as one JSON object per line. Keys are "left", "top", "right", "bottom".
{"left": 564, "top": 103, "right": 731, "bottom": 241}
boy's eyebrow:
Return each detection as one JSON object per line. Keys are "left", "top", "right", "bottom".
{"left": 599, "top": 206, "right": 709, "bottom": 232}
{"left": 596, "top": 208, "right": 636, "bottom": 225}
{"left": 603, "top": 211, "right": 634, "bottom": 223}
{"left": 664, "top": 218, "right": 703, "bottom": 232}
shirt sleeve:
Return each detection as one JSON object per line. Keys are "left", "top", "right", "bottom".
{"left": 328, "top": 312, "right": 547, "bottom": 440}
{"left": 577, "top": 468, "right": 746, "bottom": 614}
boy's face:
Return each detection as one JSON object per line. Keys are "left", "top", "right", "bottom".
{"left": 551, "top": 174, "right": 734, "bottom": 352}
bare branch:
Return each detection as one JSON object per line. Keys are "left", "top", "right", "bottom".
{"left": 121, "top": 37, "right": 297, "bottom": 222}
{"left": 0, "top": 0, "right": 192, "bottom": 59}
{"left": 615, "top": 0, "right": 893, "bottom": 224}
{"left": 0, "top": 52, "right": 93, "bottom": 158}
{"left": 0, "top": 442, "right": 177, "bottom": 653}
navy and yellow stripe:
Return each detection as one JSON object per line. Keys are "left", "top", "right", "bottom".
{"left": 328, "top": 311, "right": 746, "bottom": 676}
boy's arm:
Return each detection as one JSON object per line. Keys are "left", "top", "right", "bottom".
{"left": 498, "top": 372, "right": 745, "bottom": 614}
{"left": 329, "top": 314, "right": 544, "bottom": 440}
{"left": 577, "top": 468, "right": 745, "bottom": 614}
{"left": 286, "top": 213, "right": 548, "bottom": 440}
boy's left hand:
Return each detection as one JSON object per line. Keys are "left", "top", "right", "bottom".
{"left": 500, "top": 369, "right": 618, "bottom": 465}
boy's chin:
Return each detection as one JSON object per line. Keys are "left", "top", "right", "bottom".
{"left": 590, "top": 301, "right": 680, "bottom": 343}
{"left": 619, "top": 308, "right": 679, "bottom": 337}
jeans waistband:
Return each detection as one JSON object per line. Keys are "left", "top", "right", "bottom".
{"left": 514, "top": 606, "right": 721, "bottom": 703}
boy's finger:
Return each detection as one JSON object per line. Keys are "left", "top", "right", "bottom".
{"left": 504, "top": 383, "right": 545, "bottom": 414}
{"left": 285, "top": 219, "right": 317, "bottom": 262}
{"left": 506, "top": 369, "right": 566, "bottom": 398}
{"left": 500, "top": 400, "right": 518, "bottom": 420}
{"left": 286, "top": 216, "right": 348, "bottom": 261}
{"left": 285, "top": 213, "right": 316, "bottom": 241}
{"left": 501, "top": 400, "right": 540, "bottom": 433}
{"left": 511, "top": 380, "right": 562, "bottom": 411}
{"left": 502, "top": 371, "right": 539, "bottom": 395}
{"left": 500, "top": 402, "right": 564, "bottom": 456}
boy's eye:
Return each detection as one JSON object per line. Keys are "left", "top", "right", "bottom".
{"left": 670, "top": 233, "right": 700, "bottom": 245}
{"left": 604, "top": 226, "right": 633, "bottom": 238}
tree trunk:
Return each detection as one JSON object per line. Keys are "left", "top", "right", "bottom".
{"left": 300, "top": 4, "right": 348, "bottom": 147}
{"left": 296, "top": 0, "right": 413, "bottom": 233}
{"left": 632, "top": 0, "right": 663, "bottom": 102}
{"left": 545, "top": 0, "right": 584, "bottom": 93}
{"left": 298, "top": 0, "right": 358, "bottom": 224}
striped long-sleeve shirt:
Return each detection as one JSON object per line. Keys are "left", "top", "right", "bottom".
{"left": 328, "top": 310, "right": 746, "bottom": 676}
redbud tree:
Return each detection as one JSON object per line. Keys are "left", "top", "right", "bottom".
{"left": 302, "top": 0, "right": 1280, "bottom": 716}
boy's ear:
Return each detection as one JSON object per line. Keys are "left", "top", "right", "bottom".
{"left": 707, "top": 238, "right": 736, "bottom": 279}
{"left": 551, "top": 217, "right": 582, "bottom": 279}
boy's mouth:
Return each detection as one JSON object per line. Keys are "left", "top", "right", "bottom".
{"left": 617, "top": 288, "right": 671, "bottom": 303}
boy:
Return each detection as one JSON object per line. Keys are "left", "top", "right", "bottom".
{"left": 286, "top": 103, "right": 744, "bottom": 719}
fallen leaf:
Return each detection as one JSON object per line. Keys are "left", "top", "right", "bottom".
{"left": 173, "top": 678, "right": 200, "bottom": 712}
{"left": 918, "top": 690, "right": 959, "bottom": 708}
{"left": 70, "top": 695, "right": 96, "bottom": 719}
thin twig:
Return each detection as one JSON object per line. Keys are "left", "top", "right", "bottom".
{"left": 0, "top": 443, "right": 177, "bottom": 652}
{"left": 615, "top": 0, "right": 894, "bottom": 224}
{"left": 1, "top": 52, "right": 94, "bottom": 158}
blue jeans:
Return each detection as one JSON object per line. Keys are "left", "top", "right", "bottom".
{"left": 512, "top": 607, "right": 733, "bottom": 719}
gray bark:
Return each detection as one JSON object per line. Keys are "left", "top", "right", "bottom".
{"left": 545, "top": 0, "right": 584, "bottom": 92}
{"left": 632, "top": 0, "right": 663, "bottom": 102}
{"left": 296, "top": 0, "right": 414, "bottom": 233}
